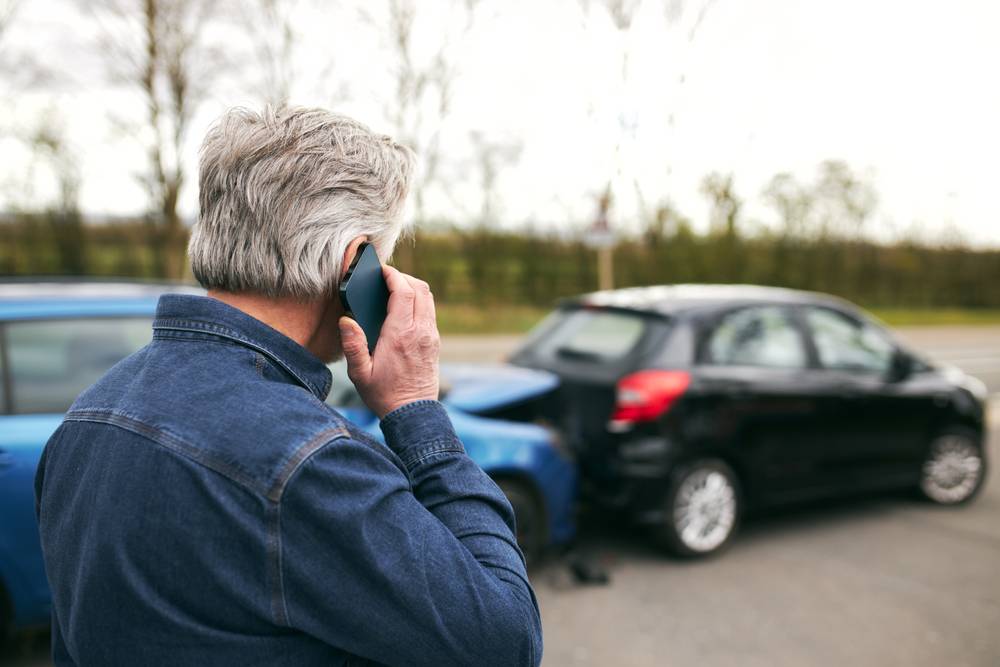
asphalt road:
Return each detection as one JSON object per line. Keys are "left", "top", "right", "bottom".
{"left": 4, "top": 325, "right": 999, "bottom": 666}
{"left": 532, "top": 411, "right": 1000, "bottom": 667}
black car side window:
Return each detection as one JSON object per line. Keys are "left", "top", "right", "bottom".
{"left": 804, "top": 308, "right": 894, "bottom": 374}
{"left": 706, "top": 306, "right": 806, "bottom": 369}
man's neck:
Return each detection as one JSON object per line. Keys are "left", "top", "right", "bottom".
{"left": 207, "top": 290, "right": 328, "bottom": 357}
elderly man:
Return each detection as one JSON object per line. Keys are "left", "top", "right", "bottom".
{"left": 34, "top": 107, "right": 542, "bottom": 666}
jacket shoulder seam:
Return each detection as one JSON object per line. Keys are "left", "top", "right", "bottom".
{"left": 266, "top": 426, "right": 351, "bottom": 502}
{"left": 267, "top": 432, "right": 356, "bottom": 628}
{"left": 151, "top": 321, "right": 330, "bottom": 397}
{"left": 64, "top": 409, "right": 268, "bottom": 496}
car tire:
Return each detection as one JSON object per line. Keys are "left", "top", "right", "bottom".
{"left": 918, "top": 430, "right": 987, "bottom": 505}
{"left": 655, "top": 459, "right": 741, "bottom": 558}
{"left": 496, "top": 478, "right": 546, "bottom": 567}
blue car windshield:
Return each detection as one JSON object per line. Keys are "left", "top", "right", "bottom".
{"left": 4, "top": 317, "right": 153, "bottom": 414}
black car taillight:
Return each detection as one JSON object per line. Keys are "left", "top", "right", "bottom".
{"left": 608, "top": 370, "right": 690, "bottom": 432}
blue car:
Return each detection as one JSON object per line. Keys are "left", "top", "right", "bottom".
{"left": 0, "top": 280, "right": 576, "bottom": 637}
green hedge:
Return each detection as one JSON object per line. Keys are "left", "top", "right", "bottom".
{"left": 3, "top": 215, "right": 999, "bottom": 311}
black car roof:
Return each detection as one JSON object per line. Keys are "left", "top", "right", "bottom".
{"left": 565, "top": 284, "right": 855, "bottom": 317}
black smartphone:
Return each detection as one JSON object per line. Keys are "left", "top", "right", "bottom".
{"left": 339, "top": 242, "right": 389, "bottom": 354}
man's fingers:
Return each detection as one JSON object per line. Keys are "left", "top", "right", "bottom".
{"left": 383, "top": 266, "right": 415, "bottom": 329}
{"left": 339, "top": 317, "right": 372, "bottom": 382}
{"left": 406, "top": 275, "right": 436, "bottom": 327}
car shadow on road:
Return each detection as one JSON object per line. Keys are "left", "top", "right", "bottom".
{"left": 533, "top": 490, "right": 915, "bottom": 585}
{"left": 739, "top": 491, "right": 906, "bottom": 543}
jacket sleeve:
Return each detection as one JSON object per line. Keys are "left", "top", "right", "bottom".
{"left": 277, "top": 400, "right": 542, "bottom": 667}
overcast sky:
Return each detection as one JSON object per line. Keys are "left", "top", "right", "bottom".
{"left": 2, "top": 0, "right": 998, "bottom": 246}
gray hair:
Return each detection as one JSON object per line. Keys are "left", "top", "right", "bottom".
{"left": 188, "top": 106, "right": 415, "bottom": 298}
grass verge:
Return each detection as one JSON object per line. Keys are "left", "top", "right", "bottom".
{"left": 436, "top": 304, "right": 549, "bottom": 335}
{"left": 866, "top": 308, "right": 1000, "bottom": 327}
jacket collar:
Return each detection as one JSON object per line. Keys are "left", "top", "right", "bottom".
{"left": 152, "top": 294, "right": 333, "bottom": 401}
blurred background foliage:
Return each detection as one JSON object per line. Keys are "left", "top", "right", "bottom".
{"left": 5, "top": 165, "right": 1000, "bottom": 333}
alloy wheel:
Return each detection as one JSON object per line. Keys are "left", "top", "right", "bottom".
{"left": 673, "top": 467, "right": 738, "bottom": 553}
{"left": 920, "top": 435, "right": 984, "bottom": 505}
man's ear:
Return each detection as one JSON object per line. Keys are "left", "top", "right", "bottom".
{"left": 340, "top": 236, "right": 369, "bottom": 282}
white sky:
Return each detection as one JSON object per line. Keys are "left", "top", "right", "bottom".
{"left": 2, "top": 0, "right": 999, "bottom": 246}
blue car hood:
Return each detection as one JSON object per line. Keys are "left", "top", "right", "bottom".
{"left": 440, "top": 363, "right": 559, "bottom": 414}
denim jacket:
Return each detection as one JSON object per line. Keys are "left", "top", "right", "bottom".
{"left": 34, "top": 295, "right": 542, "bottom": 667}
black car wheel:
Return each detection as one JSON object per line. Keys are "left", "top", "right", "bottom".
{"left": 919, "top": 432, "right": 986, "bottom": 505}
{"left": 496, "top": 478, "right": 546, "bottom": 566}
{"left": 656, "top": 459, "right": 740, "bottom": 558}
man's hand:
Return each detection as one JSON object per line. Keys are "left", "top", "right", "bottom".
{"left": 339, "top": 266, "right": 441, "bottom": 419}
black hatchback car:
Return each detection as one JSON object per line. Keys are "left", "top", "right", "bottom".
{"left": 509, "top": 285, "right": 989, "bottom": 557}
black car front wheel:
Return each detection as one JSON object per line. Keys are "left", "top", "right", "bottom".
{"left": 655, "top": 459, "right": 741, "bottom": 558}
{"left": 919, "top": 432, "right": 986, "bottom": 505}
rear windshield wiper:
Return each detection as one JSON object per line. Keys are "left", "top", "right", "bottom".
{"left": 555, "top": 346, "right": 604, "bottom": 362}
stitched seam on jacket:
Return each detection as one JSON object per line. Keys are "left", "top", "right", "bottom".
{"left": 270, "top": 437, "right": 350, "bottom": 630}
{"left": 63, "top": 409, "right": 265, "bottom": 496}
{"left": 379, "top": 398, "right": 440, "bottom": 422}
{"left": 267, "top": 427, "right": 349, "bottom": 502}
{"left": 152, "top": 321, "right": 330, "bottom": 397}
{"left": 266, "top": 502, "right": 289, "bottom": 626}
{"left": 403, "top": 443, "right": 465, "bottom": 469}
{"left": 152, "top": 331, "right": 244, "bottom": 349}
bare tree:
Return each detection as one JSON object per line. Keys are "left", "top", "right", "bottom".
{"left": 241, "top": 0, "right": 298, "bottom": 107}
{"left": 577, "top": 0, "right": 643, "bottom": 290}
{"left": 700, "top": 172, "right": 741, "bottom": 238}
{"left": 87, "top": 0, "right": 222, "bottom": 279}
{"left": 469, "top": 131, "right": 522, "bottom": 227}
{"left": 0, "top": 1, "right": 66, "bottom": 214}
{"left": 580, "top": 0, "right": 641, "bottom": 196}
{"left": 813, "top": 160, "right": 877, "bottom": 240}
{"left": 763, "top": 172, "right": 812, "bottom": 239}
{"left": 31, "top": 118, "right": 81, "bottom": 214}
{"left": 0, "top": 0, "right": 16, "bottom": 47}
{"left": 701, "top": 171, "right": 743, "bottom": 280}
{"left": 30, "top": 112, "right": 87, "bottom": 274}
{"left": 581, "top": 0, "right": 717, "bottom": 248}
{"left": 0, "top": 0, "right": 18, "bottom": 119}
{"left": 764, "top": 162, "right": 876, "bottom": 242}
{"left": 363, "top": 0, "right": 478, "bottom": 224}
{"left": 0, "top": 0, "right": 49, "bottom": 95}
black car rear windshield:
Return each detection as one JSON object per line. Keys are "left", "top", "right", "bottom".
{"left": 524, "top": 308, "right": 649, "bottom": 363}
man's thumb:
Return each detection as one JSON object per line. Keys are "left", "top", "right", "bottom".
{"left": 339, "top": 317, "right": 372, "bottom": 378}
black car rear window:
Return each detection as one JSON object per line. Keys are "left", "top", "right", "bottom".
{"left": 528, "top": 308, "right": 648, "bottom": 362}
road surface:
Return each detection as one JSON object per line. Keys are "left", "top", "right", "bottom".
{"left": 532, "top": 410, "right": 1000, "bottom": 667}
